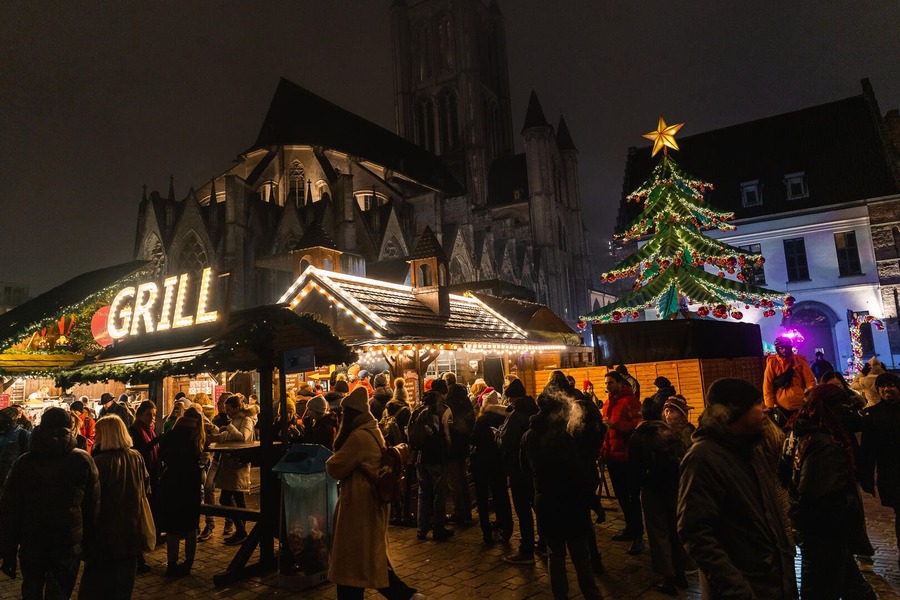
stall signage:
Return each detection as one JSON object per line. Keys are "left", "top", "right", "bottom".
{"left": 107, "top": 268, "right": 220, "bottom": 341}
{"left": 0, "top": 394, "right": 9, "bottom": 409}
{"left": 283, "top": 347, "right": 315, "bottom": 374}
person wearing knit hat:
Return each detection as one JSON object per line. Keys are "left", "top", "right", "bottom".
{"left": 341, "top": 387, "right": 371, "bottom": 415}
{"left": 643, "top": 377, "right": 677, "bottom": 422}
{"left": 662, "top": 395, "right": 695, "bottom": 454}
{"left": 326, "top": 380, "right": 350, "bottom": 415}
{"left": 423, "top": 377, "right": 435, "bottom": 393}
{"left": 429, "top": 378, "right": 448, "bottom": 397}
{"left": 470, "top": 386, "right": 513, "bottom": 547}
{"left": 678, "top": 378, "right": 796, "bottom": 599}
{"left": 503, "top": 377, "right": 526, "bottom": 400}
{"left": 300, "top": 395, "right": 339, "bottom": 451}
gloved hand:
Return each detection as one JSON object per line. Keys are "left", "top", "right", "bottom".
{"left": 1, "top": 555, "right": 16, "bottom": 580}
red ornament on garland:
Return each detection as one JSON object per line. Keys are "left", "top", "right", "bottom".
{"left": 784, "top": 295, "right": 796, "bottom": 307}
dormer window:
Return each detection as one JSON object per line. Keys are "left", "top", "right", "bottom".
{"left": 785, "top": 172, "right": 808, "bottom": 200}
{"left": 740, "top": 180, "right": 762, "bottom": 208}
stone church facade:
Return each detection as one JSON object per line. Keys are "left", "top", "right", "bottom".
{"left": 134, "top": 0, "right": 593, "bottom": 325}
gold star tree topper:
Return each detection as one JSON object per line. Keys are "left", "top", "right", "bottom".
{"left": 643, "top": 116, "right": 685, "bottom": 157}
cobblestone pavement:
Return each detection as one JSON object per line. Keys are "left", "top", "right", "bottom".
{"left": 1, "top": 493, "right": 897, "bottom": 599}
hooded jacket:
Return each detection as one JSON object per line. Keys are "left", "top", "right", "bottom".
{"left": 0, "top": 422, "right": 100, "bottom": 560}
{"left": 214, "top": 408, "right": 257, "bottom": 491}
{"left": 601, "top": 385, "right": 641, "bottom": 462}
{"left": 497, "top": 395, "right": 538, "bottom": 481}
{"left": 851, "top": 357, "right": 888, "bottom": 407}
{"left": 89, "top": 447, "right": 149, "bottom": 560}
{"left": 678, "top": 422, "right": 796, "bottom": 600}
{"left": 763, "top": 353, "right": 815, "bottom": 411}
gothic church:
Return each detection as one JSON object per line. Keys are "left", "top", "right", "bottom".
{"left": 134, "top": 0, "right": 593, "bottom": 326}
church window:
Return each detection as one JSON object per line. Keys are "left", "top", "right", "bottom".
{"left": 438, "top": 16, "right": 455, "bottom": 73}
{"left": 289, "top": 160, "right": 305, "bottom": 206}
{"left": 417, "top": 24, "right": 434, "bottom": 82}
{"left": 419, "top": 263, "right": 433, "bottom": 286}
{"left": 417, "top": 97, "right": 436, "bottom": 152}
{"left": 438, "top": 89, "right": 459, "bottom": 153}
{"left": 438, "top": 264, "right": 447, "bottom": 286}
{"left": 322, "top": 257, "right": 334, "bottom": 271}
{"left": 383, "top": 237, "right": 402, "bottom": 259}
{"left": 449, "top": 257, "right": 464, "bottom": 284}
{"left": 143, "top": 234, "right": 166, "bottom": 280}
{"left": 175, "top": 232, "right": 208, "bottom": 280}
{"left": 299, "top": 256, "right": 311, "bottom": 273}
{"left": 354, "top": 189, "right": 387, "bottom": 211}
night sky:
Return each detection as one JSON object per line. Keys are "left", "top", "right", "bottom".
{"left": 2, "top": 2, "right": 898, "bottom": 296}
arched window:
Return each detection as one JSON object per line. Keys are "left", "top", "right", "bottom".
{"left": 438, "top": 264, "right": 447, "bottom": 286}
{"left": 438, "top": 16, "right": 454, "bottom": 73}
{"left": 141, "top": 234, "right": 166, "bottom": 280}
{"left": 322, "top": 257, "right": 333, "bottom": 271}
{"left": 417, "top": 24, "right": 433, "bottom": 82}
{"left": 288, "top": 160, "right": 305, "bottom": 206}
{"left": 299, "top": 256, "right": 311, "bottom": 273}
{"left": 419, "top": 263, "right": 433, "bottom": 286}
{"left": 438, "top": 89, "right": 459, "bottom": 153}
{"left": 175, "top": 232, "right": 208, "bottom": 280}
{"left": 417, "top": 97, "right": 436, "bottom": 152}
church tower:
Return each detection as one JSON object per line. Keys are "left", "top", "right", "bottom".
{"left": 391, "top": 0, "right": 514, "bottom": 206}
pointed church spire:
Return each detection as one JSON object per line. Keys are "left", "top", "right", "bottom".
{"left": 305, "top": 179, "right": 313, "bottom": 206}
{"left": 208, "top": 178, "right": 217, "bottom": 206}
{"left": 521, "top": 89, "right": 549, "bottom": 133}
{"left": 141, "top": 184, "right": 148, "bottom": 203}
{"left": 556, "top": 115, "right": 577, "bottom": 152}
{"left": 168, "top": 175, "right": 175, "bottom": 201}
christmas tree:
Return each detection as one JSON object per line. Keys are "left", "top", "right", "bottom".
{"left": 584, "top": 117, "right": 791, "bottom": 324}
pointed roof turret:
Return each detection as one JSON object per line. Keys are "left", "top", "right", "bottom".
{"left": 293, "top": 220, "right": 338, "bottom": 251}
{"left": 521, "top": 89, "right": 549, "bottom": 133}
{"left": 557, "top": 115, "right": 577, "bottom": 152}
{"left": 305, "top": 179, "right": 313, "bottom": 206}
{"left": 168, "top": 175, "right": 175, "bottom": 201}
{"left": 141, "top": 184, "right": 148, "bottom": 203}
{"left": 409, "top": 226, "right": 449, "bottom": 262}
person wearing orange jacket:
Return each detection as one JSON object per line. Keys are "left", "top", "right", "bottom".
{"left": 763, "top": 337, "right": 816, "bottom": 426}
{"left": 602, "top": 371, "right": 644, "bottom": 555}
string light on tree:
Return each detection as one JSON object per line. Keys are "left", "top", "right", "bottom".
{"left": 583, "top": 117, "right": 789, "bottom": 322}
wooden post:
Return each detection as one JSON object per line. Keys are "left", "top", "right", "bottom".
{"left": 257, "top": 359, "right": 277, "bottom": 567}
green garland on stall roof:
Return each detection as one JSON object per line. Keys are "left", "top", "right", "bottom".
{"left": 53, "top": 360, "right": 197, "bottom": 389}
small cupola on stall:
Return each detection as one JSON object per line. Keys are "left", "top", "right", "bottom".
{"left": 408, "top": 226, "right": 450, "bottom": 318}
{"left": 291, "top": 220, "right": 342, "bottom": 277}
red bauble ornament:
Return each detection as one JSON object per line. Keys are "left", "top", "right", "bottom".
{"left": 784, "top": 295, "right": 796, "bottom": 307}
{"left": 717, "top": 271, "right": 725, "bottom": 278}
{"left": 783, "top": 308, "right": 792, "bottom": 318}
{"left": 731, "top": 311, "right": 743, "bottom": 320}
{"left": 698, "top": 306, "right": 710, "bottom": 317}
{"left": 611, "top": 311, "right": 623, "bottom": 322}
{"left": 727, "top": 267, "right": 736, "bottom": 274}
{"left": 577, "top": 319, "right": 586, "bottom": 331}
{"left": 631, "top": 311, "right": 640, "bottom": 319}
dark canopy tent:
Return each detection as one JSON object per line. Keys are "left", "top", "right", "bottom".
{"left": 592, "top": 319, "right": 763, "bottom": 366}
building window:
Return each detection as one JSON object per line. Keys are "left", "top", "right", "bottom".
{"left": 784, "top": 171, "right": 809, "bottom": 200}
{"left": 354, "top": 190, "right": 386, "bottom": 211}
{"left": 437, "top": 89, "right": 459, "bottom": 153}
{"left": 783, "top": 238, "right": 810, "bottom": 282}
{"left": 737, "top": 243, "right": 766, "bottom": 285}
{"left": 740, "top": 180, "right": 762, "bottom": 207}
{"left": 834, "top": 231, "right": 862, "bottom": 276}
{"left": 288, "top": 160, "right": 305, "bottom": 206}
{"left": 437, "top": 16, "right": 454, "bottom": 73}
{"left": 416, "top": 97, "right": 435, "bottom": 152}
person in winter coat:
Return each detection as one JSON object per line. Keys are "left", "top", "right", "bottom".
{"left": 642, "top": 377, "right": 677, "bottom": 422}
{"left": 369, "top": 373, "right": 393, "bottom": 421}
{"left": 128, "top": 400, "right": 161, "bottom": 572}
{"left": 497, "top": 377, "right": 539, "bottom": 564}
{"left": 408, "top": 388, "right": 453, "bottom": 541}
{"left": 70, "top": 399, "right": 95, "bottom": 454}
{"left": 763, "top": 337, "right": 816, "bottom": 422}
{"left": 522, "top": 393, "right": 603, "bottom": 600}
{"left": 662, "top": 395, "right": 694, "bottom": 449}
{"left": 443, "top": 373, "right": 475, "bottom": 524}
{"left": 79, "top": 414, "right": 150, "bottom": 599}
{"left": 616, "top": 364, "right": 640, "bottom": 399}
{"left": 0, "top": 407, "right": 100, "bottom": 599}
{"left": 299, "top": 395, "right": 339, "bottom": 451}
{"left": 385, "top": 379, "right": 414, "bottom": 523}
{"left": 630, "top": 419, "right": 690, "bottom": 595}
{"left": 810, "top": 350, "right": 835, "bottom": 382}
{"left": 211, "top": 394, "right": 256, "bottom": 546}
{"left": 785, "top": 384, "right": 876, "bottom": 600}
{"left": 0, "top": 407, "right": 30, "bottom": 493}
{"left": 198, "top": 394, "right": 232, "bottom": 542}
{"left": 860, "top": 372, "right": 900, "bottom": 569}
{"left": 159, "top": 408, "right": 204, "bottom": 577}
{"left": 326, "top": 386, "right": 423, "bottom": 600}
{"left": 851, "top": 356, "right": 889, "bottom": 407}
{"left": 678, "top": 378, "right": 797, "bottom": 600}
{"left": 602, "top": 371, "right": 644, "bottom": 553}
{"left": 469, "top": 390, "right": 513, "bottom": 545}
{"left": 98, "top": 392, "right": 135, "bottom": 428}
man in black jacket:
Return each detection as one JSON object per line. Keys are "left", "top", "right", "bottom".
{"left": 0, "top": 407, "right": 100, "bottom": 598}
{"left": 408, "top": 390, "right": 453, "bottom": 541}
{"left": 678, "top": 378, "right": 797, "bottom": 599}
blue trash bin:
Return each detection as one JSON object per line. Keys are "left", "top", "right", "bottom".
{"left": 273, "top": 443, "right": 338, "bottom": 590}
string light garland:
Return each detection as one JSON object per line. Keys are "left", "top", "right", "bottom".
{"left": 849, "top": 314, "right": 885, "bottom": 371}
{"left": 584, "top": 128, "right": 789, "bottom": 322}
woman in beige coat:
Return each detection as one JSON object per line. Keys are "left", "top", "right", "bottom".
{"left": 326, "top": 387, "right": 424, "bottom": 600}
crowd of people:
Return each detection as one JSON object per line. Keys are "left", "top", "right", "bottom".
{"left": 0, "top": 345, "right": 898, "bottom": 599}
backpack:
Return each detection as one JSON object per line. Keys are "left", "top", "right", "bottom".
{"left": 378, "top": 410, "right": 403, "bottom": 447}
{"left": 778, "top": 429, "right": 802, "bottom": 499}
{"left": 364, "top": 429, "right": 411, "bottom": 504}
{"left": 406, "top": 406, "right": 442, "bottom": 454}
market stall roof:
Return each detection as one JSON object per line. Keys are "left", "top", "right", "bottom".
{"left": 278, "top": 267, "right": 577, "bottom": 351}
{"left": 0, "top": 353, "right": 85, "bottom": 376}
{"left": 55, "top": 305, "right": 355, "bottom": 387}
{"left": 0, "top": 260, "right": 149, "bottom": 351}
{"left": 470, "top": 292, "right": 583, "bottom": 346}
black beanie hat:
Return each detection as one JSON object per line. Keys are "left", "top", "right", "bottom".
{"left": 505, "top": 378, "right": 526, "bottom": 398}
{"left": 333, "top": 380, "right": 349, "bottom": 394}
{"left": 430, "top": 379, "right": 448, "bottom": 395}
{"left": 705, "top": 378, "right": 762, "bottom": 424}
{"left": 41, "top": 407, "right": 72, "bottom": 430}
{"left": 653, "top": 376, "right": 671, "bottom": 389}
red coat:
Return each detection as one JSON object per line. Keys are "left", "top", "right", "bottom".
{"left": 601, "top": 387, "right": 641, "bottom": 463}
{"left": 79, "top": 415, "right": 96, "bottom": 454}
